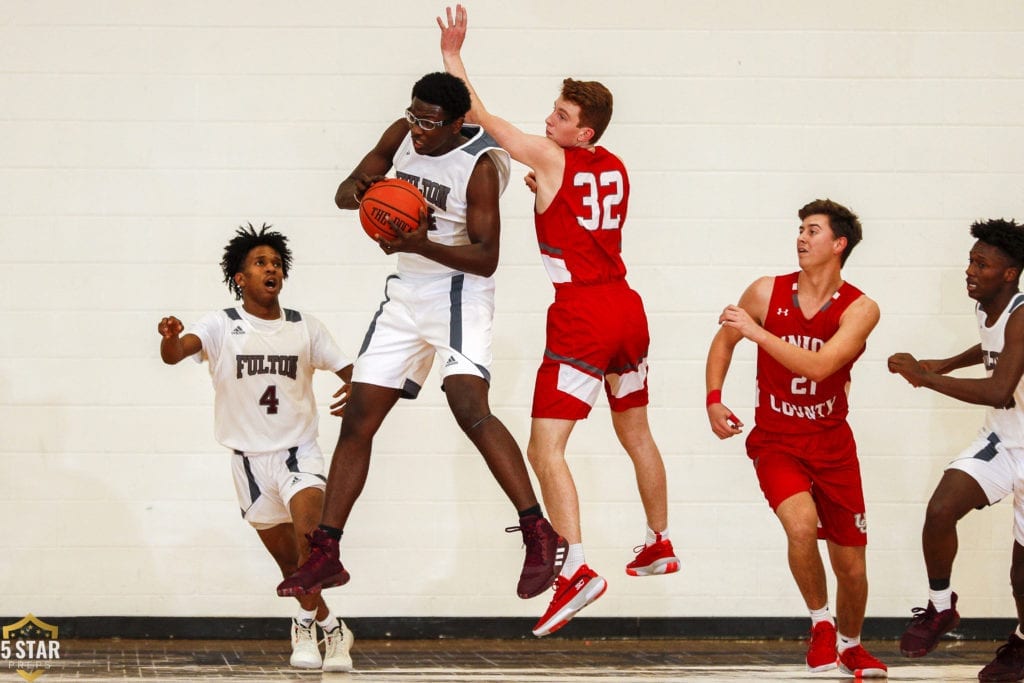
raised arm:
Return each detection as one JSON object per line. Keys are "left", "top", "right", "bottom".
{"left": 437, "top": 5, "right": 564, "bottom": 199}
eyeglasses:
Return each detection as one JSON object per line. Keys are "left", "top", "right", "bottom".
{"left": 404, "top": 109, "right": 452, "bottom": 131}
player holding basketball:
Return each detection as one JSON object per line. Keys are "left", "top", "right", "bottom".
{"left": 157, "top": 224, "right": 355, "bottom": 672}
{"left": 276, "top": 72, "right": 566, "bottom": 602}
{"left": 890, "top": 219, "right": 1024, "bottom": 682}
{"left": 439, "top": 5, "right": 680, "bottom": 637}
{"left": 705, "top": 199, "right": 886, "bottom": 677}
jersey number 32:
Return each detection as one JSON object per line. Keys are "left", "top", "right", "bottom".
{"left": 574, "top": 170, "right": 624, "bottom": 231}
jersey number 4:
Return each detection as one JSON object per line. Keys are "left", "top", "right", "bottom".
{"left": 574, "top": 170, "right": 624, "bottom": 231}
{"left": 259, "top": 386, "right": 280, "bottom": 414}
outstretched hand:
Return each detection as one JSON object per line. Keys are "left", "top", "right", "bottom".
{"left": 437, "top": 4, "right": 468, "bottom": 56}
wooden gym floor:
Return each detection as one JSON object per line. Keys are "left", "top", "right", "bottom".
{"left": 8, "top": 636, "right": 1008, "bottom": 682}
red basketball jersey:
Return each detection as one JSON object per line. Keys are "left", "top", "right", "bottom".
{"left": 534, "top": 146, "right": 630, "bottom": 288}
{"left": 754, "top": 272, "right": 866, "bottom": 434}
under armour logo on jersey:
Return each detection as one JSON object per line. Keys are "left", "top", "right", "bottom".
{"left": 777, "top": 308, "right": 789, "bottom": 316}
{"left": 231, "top": 326, "right": 246, "bottom": 335}
{"left": 444, "top": 356, "right": 458, "bottom": 367}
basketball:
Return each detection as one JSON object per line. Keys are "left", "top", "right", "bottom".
{"left": 358, "top": 178, "right": 427, "bottom": 242}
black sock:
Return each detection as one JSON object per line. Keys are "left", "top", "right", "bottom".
{"left": 318, "top": 524, "right": 343, "bottom": 541}
{"left": 928, "top": 577, "right": 951, "bottom": 591}
{"left": 518, "top": 504, "right": 542, "bottom": 519}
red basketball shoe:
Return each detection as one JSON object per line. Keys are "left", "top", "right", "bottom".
{"left": 838, "top": 644, "right": 888, "bottom": 678}
{"left": 625, "top": 536, "right": 680, "bottom": 576}
{"left": 532, "top": 565, "right": 607, "bottom": 637}
{"left": 806, "top": 621, "right": 838, "bottom": 672}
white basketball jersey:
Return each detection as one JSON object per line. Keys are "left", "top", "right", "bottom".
{"left": 188, "top": 306, "right": 350, "bottom": 453}
{"left": 392, "top": 124, "right": 510, "bottom": 279}
{"left": 978, "top": 292, "right": 1024, "bottom": 447}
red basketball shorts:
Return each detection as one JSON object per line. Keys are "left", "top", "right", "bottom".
{"left": 745, "top": 421, "right": 868, "bottom": 547}
{"left": 531, "top": 282, "right": 650, "bottom": 420}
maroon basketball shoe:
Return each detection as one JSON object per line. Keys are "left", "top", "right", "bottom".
{"left": 506, "top": 515, "right": 567, "bottom": 599}
{"left": 276, "top": 528, "right": 350, "bottom": 597}
{"left": 899, "top": 592, "right": 960, "bottom": 658}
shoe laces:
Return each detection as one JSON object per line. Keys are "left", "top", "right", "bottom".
{"left": 908, "top": 603, "right": 938, "bottom": 624}
{"left": 508, "top": 519, "right": 548, "bottom": 564}
{"left": 302, "top": 532, "right": 338, "bottom": 569}
{"left": 293, "top": 621, "right": 316, "bottom": 644}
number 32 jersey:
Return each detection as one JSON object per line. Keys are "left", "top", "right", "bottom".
{"left": 535, "top": 146, "right": 630, "bottom": 288}
{"left": 188, "top": 307, "right": 350, "bottom": 453}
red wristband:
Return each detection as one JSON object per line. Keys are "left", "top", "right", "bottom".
{"left": 706, "top": 389, "right": 722, "bottom": 407}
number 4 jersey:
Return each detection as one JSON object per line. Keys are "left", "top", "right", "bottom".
{"left": 187, "top": 307, "right": 351, "bottom": 453}
{"left": 754, "top": 272, "right": 866, "bottom": 435}
{"left": 535, "top": 146, "right": 630, "bottom": 287}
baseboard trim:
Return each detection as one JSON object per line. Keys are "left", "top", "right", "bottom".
{"left": 9, "top": 616, "right": 1017, "bottom": 641}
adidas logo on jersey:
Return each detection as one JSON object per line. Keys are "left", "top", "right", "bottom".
{"left": 444, "top": 356, "right": 458, "bottom": 367}
{"left": 231, "top": 326, "right": 246, "bottom": 335}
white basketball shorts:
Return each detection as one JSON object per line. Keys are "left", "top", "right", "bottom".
{"left": 947, "top": 429, "right": 1024, "bottom": 544}
{"left": 230, "top": 440, "right": 326, "bottom": 529}
{"left": 352, "top": 272, "right": 494, "bottom": 398}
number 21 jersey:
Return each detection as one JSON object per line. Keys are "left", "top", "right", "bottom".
{"left": 754, "top": 272, "right": 865, "bottom": 435}
{"left": 535, "top": 146, "right": 629, "bottom": 288}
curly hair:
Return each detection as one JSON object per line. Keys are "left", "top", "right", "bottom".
{"left": 798, "top": 199, "right": 862, "bottom": 266}
{"left": 220, "top": 223, "right": 291, "bottom": 301}
{"left": 971, "top": 218, "right": 1024, "bottom": 269}
{"left": 411, "top": 72, "right": 471, "bottom": 121}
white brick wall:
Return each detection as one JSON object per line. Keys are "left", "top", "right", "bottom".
{"left": 3, "top": 1, "right": 1024, "bottom": 624}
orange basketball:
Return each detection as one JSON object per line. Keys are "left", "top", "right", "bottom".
{"left": 358, "top": 178, "right": 427, "bottom": 242}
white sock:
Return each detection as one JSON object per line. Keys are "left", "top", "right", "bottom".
{"left": 560, "top": 544, "right": 585, "bottom": 578}
{"left": 837, "top": 632, "right": 860, "bottom": 653}
{"left": 317, "top": 611, "right": 339, "bottom": 632}
{"left": 295, "top": 607, "right": 317, "bottom": 628}
{"left": 646, "top": 527, "right": 669, "bottom": 546}
{"left": 929, "top": 587, "right": 954, "bottom": 612}
{"left": 809, "top": 605, "right": 833, "bottom": 627}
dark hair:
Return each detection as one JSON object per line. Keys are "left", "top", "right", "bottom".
{"left": 971, "top": 218, "right": 1024, "bottom": 270}
{"left": 798, "top": 199, "right": 862, "bottom": 266}
{"left": 411, "top": 72, "right": 471, "bottom": 121}
{"left": 560, "top": 78, "right": 613, "bottom": 143}
{"left": 221, "top": 223, "right": 291, "bottom": 300}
